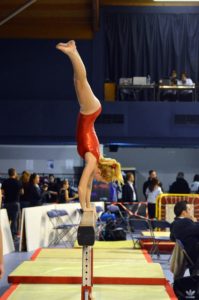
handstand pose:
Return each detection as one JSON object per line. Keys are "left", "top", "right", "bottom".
{"left": 56, "top": 41, "right": 123, "bottom": 211}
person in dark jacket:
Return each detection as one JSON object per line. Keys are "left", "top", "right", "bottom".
{"left": 28, "top": 173, "right": 42, "bottom": 207}
{"left": 169, "top": 172, "right": 190, "bottom": 194}
{"left": 1, "top": 168, "right": 23, "bottom": 239}
{"left": 48, "top": 174, "right": 59, "bottom": 203}
{"left": 20, "top": 170, "right": 31, "bottom": 209}
{"left": 122, "top": 172, "right": 137, "bottom": 202}
{"left": 170, "top": 200, "right": 199, "bottom": 265}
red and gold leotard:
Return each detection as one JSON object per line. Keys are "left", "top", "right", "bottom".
{"left": 76, "top": 106, "right": 102, "bottom": 161}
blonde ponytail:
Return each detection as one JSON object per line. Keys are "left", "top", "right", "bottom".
{"left": 98, "top": 157, "right": 124, "bottom": 185}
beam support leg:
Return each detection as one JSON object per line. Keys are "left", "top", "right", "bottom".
{"left": 81, "top": 246, "right": 93, "bottom": 300}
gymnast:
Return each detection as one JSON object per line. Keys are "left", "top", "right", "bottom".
{"left": 56, "top": 40, "right": 123, "bottom": 211}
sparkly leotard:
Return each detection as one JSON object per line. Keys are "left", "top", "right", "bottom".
{"left": 76, "top": 106, "right": 102, "bottom": 161}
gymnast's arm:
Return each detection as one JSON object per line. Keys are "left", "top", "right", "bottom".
{"left": 78, "top": 152, "right": 96, "bottom": 210}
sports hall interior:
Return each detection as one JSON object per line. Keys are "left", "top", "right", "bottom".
{"left": 1, "top": 1, "right": 199, "bottom": 299}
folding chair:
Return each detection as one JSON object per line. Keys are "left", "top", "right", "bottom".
{"left": 150, "top": 220, "right": 171, "bottom": 256}
{"left": 175, "top": 239, "right": 195, "bottom": 274}
{"left": 95, "top": 206, "right": 106, "bottom": 241}
{"left": 47, "top": 209, "right": 78, "bottom": 247}
{"left": 128, "top": 217, "right": 153, "bottom": 248}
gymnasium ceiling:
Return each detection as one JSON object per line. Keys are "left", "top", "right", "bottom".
{"left": 0, "top": 0, "right": 198, "bottom": 39}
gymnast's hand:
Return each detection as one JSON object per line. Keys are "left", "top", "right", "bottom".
{"left": 83, "top": 207, "right": 95, "bottom": 212}
{"left": 83, "top": 207, "right": 97, "bottom": 221}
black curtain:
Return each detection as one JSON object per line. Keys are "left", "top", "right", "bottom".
{"left": 104, "top": 12, "right": 199, "bottom": 83}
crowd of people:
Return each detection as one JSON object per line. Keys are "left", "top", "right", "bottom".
{"left": 119, "top": 170, "right": 199, "bottom": 219}
{"left": 1, "top": 167, "right": 199, "bottom": 238}
{"left": 0, "top": 168, "right": 78, "bottom": 240}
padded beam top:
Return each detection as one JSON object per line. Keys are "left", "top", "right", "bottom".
{"left": 77, "top": 210, "right": 95, "bottom": 246}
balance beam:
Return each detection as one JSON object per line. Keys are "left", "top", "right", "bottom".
{"left": 77, "top": 210, "right": 96, "bottom": 246}
{"left": 77, "top": 210, "right": 95, "bottom": 300}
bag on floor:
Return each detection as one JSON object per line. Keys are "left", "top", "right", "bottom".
{"left": 100, "top": 220, "right": 126, "bottom": 241}
{"left": 173, "top": 275, "right": 199, "bottom": 300}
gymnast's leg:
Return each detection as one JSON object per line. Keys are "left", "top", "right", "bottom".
{"left": 56, "top": 40, "right": 101, "bottom": 114}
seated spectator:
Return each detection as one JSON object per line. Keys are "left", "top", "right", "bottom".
{"left": 179, "top": 72, "right": 193, "bottom": 86}
{"left": 59, "top": 179, "right": 78, "bottom": 203}
{"left": 146, "top": 178, "right": 163, "bottom": 219}
{"left": 28, "top": 173, "right": 42, "bottom": 207}
{"left": 48, "top": 174, "right": 59, "bottom": 203}
{"left": 190, "top": 174, "right": 199, "bottom": 194}
{"left": 1, "top": 168, "right": 23, "bottom": 240}
{"left": 162, "top": 70, "right": 179, "bottom": 101}
{"left": 169, "top": 172, "right": 190, "bottom": 194}
{"left": 170, "top": 70, "right": 178, "bottom": 85}
{"left": 20, "top": 170, "right": 30, "bottom": 209}
{"left": 170, "top": 201, "right": 199, "bottom": 268}
{"left": 122, "top": 172, "right": 137, "bottom": 202}
{"left": 178, "top": 72, "right": 194, "bottom": 101}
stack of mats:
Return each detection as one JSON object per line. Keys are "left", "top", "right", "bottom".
{"left": 2, "top": 241, "right": 177, "bottom": 300}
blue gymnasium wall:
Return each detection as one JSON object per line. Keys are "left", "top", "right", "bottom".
{"left": 0, "top": 6, "right": 199, "bottom": 146}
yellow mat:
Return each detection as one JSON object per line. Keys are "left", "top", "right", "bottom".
{"left": 142, "top": 231, "right": 170, "bottom": 237}
{"left": 34, "top": 248, "right": 147, "bottom": 261}
{"left": 9, "top": 260, "right": 164, "bottom": 279}
{"left": 4, "top": 284, "right": 175, "bottom": 300}
{"left": 74, "top": 240, "right": 134, "bottom": 248}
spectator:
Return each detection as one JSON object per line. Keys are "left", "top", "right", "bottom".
{"left": 162, "top": 70, "right": 179, "bottom": 101}
{"left": 41, "top": 183, "right": 51, "bottom": 204}
{"left": 170, "top": 70, "right": 178, "bottom": 85}
{"left": 169, "top": 172, "right": 190, "bottom": 194}
{"left": 146, "top": 178, "right": 163, "bottom": 219}
{"left": 48, "top": 174, "right": 59, "bottom": 203}
{"left": 122, "top": 172, "right": 137, "bottom": 202}
{"left": 20, "top": 170, "right": 30, "bottom": 209}
{"left": 1, "top": 168, "right": 23, "bottom": 239}
{"left": 28, "top": 173, "right": 42, "bottom": 207}
{"left": 170, "top": 201, "right": 199, "bottom": 267}
{"left": 143, "top": 170, "right": 159, "bottom": 199}
{"left": 178, "top": 72, "right": 194, "bottom": 101}
{"left": 179, "top": 72, "right": 193, "bottom": 86}
{"left": 190, "top": 174, "right": 199, "bottom": 194}
{"left": 59, "top": 179, "right": 78, "bottom": 203}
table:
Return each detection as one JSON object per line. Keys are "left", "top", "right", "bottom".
{"left": 118, "top": 83, "right": 156, "bottom": 101}
{"left": 157, "top": 84, "right": 196, "bottom": 101}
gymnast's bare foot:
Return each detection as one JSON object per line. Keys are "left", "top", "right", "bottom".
{"left": 56, "top": 40, "right": 77, "bottom": 55}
